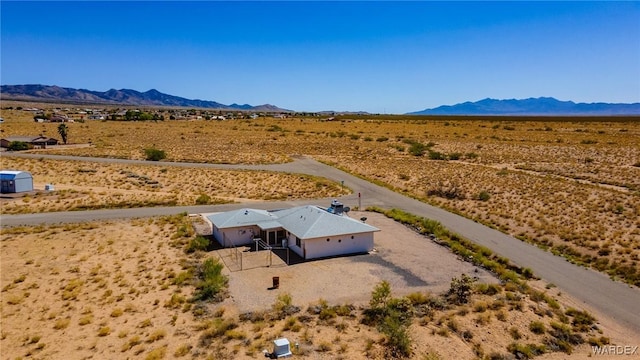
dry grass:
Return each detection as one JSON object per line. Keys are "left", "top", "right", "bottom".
{"left": 1, "top": 105, "right": 638, "bottom": 283}
{"left": 2, "top": 107, "right": 638, "bottom": 282}
{"left": 0, "top": 157, "right": 346, "bottom": 214}
{"left": 1, "top": 209, "right": 623, "bottom": 359}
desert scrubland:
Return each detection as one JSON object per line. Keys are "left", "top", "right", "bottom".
{"left": 1, "top": 104, "right": 638, "bottom": 286}
{"left": 1, "top": 103, "right": 639, "bottom": 359}
{"left": 1, "top": 212, "right": 617, "bottom": 360}
{"left": 0, "top": 157, "right": 345, "bottom": 214}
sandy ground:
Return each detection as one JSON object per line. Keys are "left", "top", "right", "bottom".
{"left": 1, "top": 211, "right": 636, "bottom": 359}
{"left": 219, "top": 211, "right": 498, "bottom": 312}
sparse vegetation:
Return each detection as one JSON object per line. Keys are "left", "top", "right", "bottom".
{"left": 192, "top": 257, "right": 228, "bottom": 302}
{"left": 0, "top": 108, "right": 627, "bottom": 359}
{"left": 144, "top": 147, "right": 166, "bottom": 161}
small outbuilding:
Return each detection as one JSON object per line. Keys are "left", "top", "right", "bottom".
{"left": 0, "top": 170, "right": 34, "bottom": 193}
{"left": 272, "top": 338, "right": 292, "bottom": 358}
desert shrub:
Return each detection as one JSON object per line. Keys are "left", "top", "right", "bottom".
{"left": 529, "top": 321, "right": 546, "bottom": 334}
{"left": 509, "top": 327, "right": 522, "bottom": 340}
{"left": 195, "top": 193, "right": 211, "bottom": 205}
{"left": 145, "top": 346, "right": 167, "bottom": 360}
{"left": 224, "top": 329, "right": 246, "bottom": 340}
{"left": 174, "top": 344, "right": 192, "bottom": 357}
{"left": 409, "top": 142, "right": 426, "bottom": 156}
{"left": 475, "top": 283, "right": 501, "bottom": 295}
{"left": 565, "top": 308, "right": 595, "bottom": 332}
{"left": 53, "top": 318, "right": 70, "bottom": 330}
{"left": 546, "top": 321, "right": 584, "bottom": 353}
{"left": 522, "top": 267, "right": 534, "bottom": 279}
{"left": 98, "top": 326, "right": 111, "bottom": 336}
{"left": 427, "top": 181, "right": 465, "bottom": 200}
{"left": 185, "top": 236, "right": 210, "bottom": 253}
{"left": 448, "top": 152, "right": 462, "bottom": 160}
{"left": 193, "top": 257, "right": 228, "bottom": 302}
{"left": 199, "top": 318, "right": 238, "bottom": 347}
{"left": 7, "top": 141, "right": 32, "bottom": 151}
{"left": 477, "top": 191, "right": 491, "bottom": 201}
{"left": 428, "top": 150, "right": 446, "bottom": 160}
{"left": 406, "top": 291, "right": 430, "bottom": 305}
{"left": 496, "top": 310, "right": 508, "bottom": 322}
{"left": 172, "top": 270, "right": 194, "bottom": 286}
{"left": 273, "top": 293, "right": 300, "bottom": 319}
{"left": 364, "top": 281, "right": 413, "bottom": 358}
{"left": 144, "top": 147, "right": 166, "bottom": 161}
{"left": 507, "top": 343, "right": 546, "bottom": 359}
{"left": 587, "top": 336, "right": 610, "bottom": 347}
{"left": 473, "top": 301, "right": 488, "bottom": 313}
{"left": 446, "top": 274, "right": 475, "bottom": 305}
{"left": 380, "top": 315, "right": 412, "bottom": 357}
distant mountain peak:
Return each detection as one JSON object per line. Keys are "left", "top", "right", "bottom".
{"left": 0, "top": 84, "right": 292, "bottom": 112}
{"left": 408, "top": 97, "right": 640, "bottom": 115}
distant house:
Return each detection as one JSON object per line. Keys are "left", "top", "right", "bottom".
{"left": 0, "top": 170, "right": 33, "bottom": 193}
{"left": 206, "top": 200, "right": 379, "bottom": 260}
{"left": 0, "top": 136, "right": 59, "bottom": 149}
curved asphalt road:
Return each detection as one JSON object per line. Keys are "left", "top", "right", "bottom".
{"left": 2, "top": 152, "right": 639, "bottom": 335}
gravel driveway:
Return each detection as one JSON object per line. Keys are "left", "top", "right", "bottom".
{"left": 220, "top": 211, "right": 497, "bottom": 312}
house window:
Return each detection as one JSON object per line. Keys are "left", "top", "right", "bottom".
{"left": 326, "top": 238, "right": 330, "bottom": 242}
{"left": 296, "top": 237, "right": 301, "bottom": 247}
{"left": 351, "top": 235, "right": 354, "bottom": 239}
{"left": 338, "top": 239, "right": 342, "bottom": 243}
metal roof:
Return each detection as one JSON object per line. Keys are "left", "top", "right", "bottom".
{"left": 0, "top": 170, "right": 32, "bottom": 179}
{"left": 207, "top": 208, "right": 278, "bottom": 229}
{"left": 207, "top": 205, "right": 379, "bottom": 239}
{"left": 274, "top": 205, "right": 379, "bottom": 239}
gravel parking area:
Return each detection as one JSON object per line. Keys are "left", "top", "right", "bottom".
{"left": 218, "top": 211, "right": 498, "bottom": 312}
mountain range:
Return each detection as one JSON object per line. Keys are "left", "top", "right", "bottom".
{"left": 408, "top": 97, "right": 640, "bottom": 115}
{"left": 2, "top": 85, "right": 638, "bottom": 115}
{"left": 0, "top": 84, "right": 290, "bottom": 112}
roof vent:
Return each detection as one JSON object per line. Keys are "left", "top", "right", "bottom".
{"left": 327, "top": 199, "right": 344, "bottom": 215}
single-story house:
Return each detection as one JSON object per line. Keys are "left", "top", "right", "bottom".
{"left": 207, "top": 200, "right": 379, "bottom": 260}
{"left": 0, "top": 136, "right": 59, "bottom": 149}
{"left": 0, "top": 170, "right": 34, "bottom": 193}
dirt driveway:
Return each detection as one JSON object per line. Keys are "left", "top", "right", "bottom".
{"left": 217, "top": 211, "right": 498, "bottom": 312}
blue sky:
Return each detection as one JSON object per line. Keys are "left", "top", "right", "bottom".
{"left": 2, "top": 1, "right": 639, "bottom": 113}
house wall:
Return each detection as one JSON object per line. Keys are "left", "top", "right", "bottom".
{"left": 288, "top": 232, "right": 374, "bottom": 260}
{"left": 14, "top": 173, "right": 33, "bottom": 193}
{"left": 213, "top": 225, "right": 259, "bottom": 247}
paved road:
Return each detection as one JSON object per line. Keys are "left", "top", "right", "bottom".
{"left": 2, "top": 152, "right": 639, "bottom": 335}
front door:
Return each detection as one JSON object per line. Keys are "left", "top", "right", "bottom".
{"left": 1, "top": 180, "right": 11, "bottom": 193}
{"left": 268, "top": 231, "right": 276, "bottom": 246}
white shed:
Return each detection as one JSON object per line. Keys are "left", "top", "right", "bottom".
{"left": 0, "top": 170, "right": 34, "bottom": 193}
{"left": 272, "top": 338, "right": 292, "bottom": 358}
